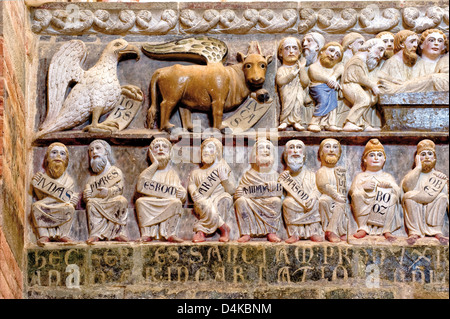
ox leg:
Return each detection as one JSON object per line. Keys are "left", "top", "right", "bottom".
{"left": 212, "top": 99, "right": 227, "bottom": 132}
{"left": 160, "top": 99, "right": 177, "bottom": 132}
{"left": 180, "top": 108, "right": 193, "bottom": 131}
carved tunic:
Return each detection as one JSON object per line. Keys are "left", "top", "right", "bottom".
{"left": 349, "top": 171, "right": 402, "bottom": 235}
{"left": 84, "top": 166, "right": 128, "bottom": 240}
{"left": 316, "top": 166, "right": 348, "bottom": 236}
{"left": 276, "top": 65, "right": 307, "bottom": 126}
{"left": 234, "top": 168, "right": 282, "bottom": 236}
{"left": 281, "top": 169, "right": 323, "bottom": 239}
{"left": 402, "top": 169, "right": 449, "bottom": 237}
{"left": 136, "top": 166, "right": 186, "bottom": 240}
{"left": 32, "top": 171, "right": 75, "bottom": 239}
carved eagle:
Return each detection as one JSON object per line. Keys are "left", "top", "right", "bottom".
{"left": 36, "top": 38, "right": 140, "bottom": 138}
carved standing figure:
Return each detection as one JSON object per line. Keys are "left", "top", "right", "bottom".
{"left": 84, "top": 140, "right": 129, "bottom": 244}
{"left": 188, "top": 138, "right": 234, "bottom": 243}
{"left": 341, "top": 38, "right": 387, "bottom": 132}
{"left": 401, "top": 140, "right": 449, "bottom": 245}
{"left": 234, "top": 139, "right": 283, "bottom": 243}
{"left": 31, "top": 143, "right": 79, "bottom": 246}
{"left": 349, "top": 139, "right": 402, "bottom": 242}
{"left": 143, "top": 37, "right": 273, "bottom": 132}
{"left": 35, "top": 39, "right": 140, "bottom": 138}
{"left": 279, "top": 139, "right": 323, "bottom": 243}
{"left": 376, "top": 31, "right": 395, "bottom": 61}
{"left": 302, "top": 32, "right": 326, "bottom": 67}
{"left": 316, "top": 138, "right": 349, "bottom": 242}
{"left": 307, "top": 42, "right": 344, "bottom": 132}
{"left": 276, "top": 37, "right": 310, "bottom": 131}
{"left": 135, "top": 138, "right": 186, "bottom": 243}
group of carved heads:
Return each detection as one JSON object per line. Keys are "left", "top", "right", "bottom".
{"left": 32, "top": 137, "right": 449, "bottom": 246}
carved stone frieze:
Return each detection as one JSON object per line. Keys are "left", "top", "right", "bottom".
{"left": 29, "top": 1, "right": 450, "bottom": 36}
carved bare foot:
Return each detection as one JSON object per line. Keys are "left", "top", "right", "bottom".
{"left": 278, "top": 123, "right": 288, "bottom": 131}
{"left": 59, "top": 236, "right": 73, "bottom": 243}
{"left": 340, "top": 235, "right": 347, "bottom": 241}
{"left": 307, "top": 124, "right": 321, "bottom": 133}
{"left": 136, "top": 236, "right": 152, "bottom": 243}
{"left": 310, "top": 234, "right": 324, "bottom": 242}
{"left": 325, "top": 231, "right": 341, "bottom": 243}
{"left": 384, "top": 232, "right": 397, "bottom": 242}
{"left": 192, "top": 231, "right": 206, "bottom": 243}
{"left": 86, "top": 236, "right": 100, "bottom": 245}
{"left": 353, "top": 229, "right": 367, "bottom": 239}
{"left": 113, "top": 235, "right": 129, "bottom": 242}
{"left": 37, "top": 236, "right": 50, "bottom": 247}
{"left": 343, "top": 122, "right": 363, "bottom": 132}
{"left": 218, "top": 223, "right": 230, "bottom": 242}
{"left": 167, "top": 235, "right": 184, "bottom": 243}
{"left": 435, "top": 234, "right": 449, "bottom": 245}
{"left": 407, "top": 235, "right": 419, "bottom": 245}
{"left": 267, "top": 233, "right": 281, "bottom": 243}
{"left": 325, "top": 125, "right": 342, "bottom": 132}
{"left": 237, "top": 235, "right": 251, "bottom": 243}
{"left": 364, "top": 126, "right": 381, "bottom": 132}
{"left": 294, "top": 123, "right": 306, "bottom": 131}
{"left": 285, "top": 235, "right": 299, "bottom": 244}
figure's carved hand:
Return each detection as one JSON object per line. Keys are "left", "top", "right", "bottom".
{"left": 218, "top": 166, "right": 229, "bottom": 182}
{"left": 192, "top": 191, "right": 203, "bottom": 202}
{"left": 335, "top": 194, "right": 346, "bottom": 204}
{"left": 378, "top": 181, "right": 392, "bottom": 189}
{"left": 279, "top": 170, "right": 290, "bottom": 181}
{"left": 305, "top": 198, "right": 315, "bottom": 210}
{"left": 176, "top": 188, "right": 186, "bottom": 200}
{"left": 70, "top": 193, "right": 79, "bottom": 207}
{"left": 266, "top": 181, "right": 278, "bottom": 192}
{"left": 363, "top": 180, "right": 376, "bottom": 191}
{"left": 97, "top": 187, "right": 109, "bottom": 198}
{"left": 84, "top": 189, "right": 93, "bottom": 200}
{"left": 371, "top": 85, "right": 381, "bottom": 95}
{"left": 149, "top": 150, "right": 159, "bottom": 166}
{"left": 234, "top": 187, "right": 244, "bottom": 199}
{"left": 32, "top": 172, "right": 43, "bottom": 183}
{"left": 415, "top": 154, "right": 422, "bottom": 170}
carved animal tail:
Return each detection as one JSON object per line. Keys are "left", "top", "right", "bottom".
{"left": 141, "top": 36, "right": 228, "bottom": 65}
{"left": 147, "top": 70, "right": 159, "bottom": 129}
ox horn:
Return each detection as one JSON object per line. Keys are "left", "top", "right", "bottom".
{"left": 247, "top": 41, "right": 263, "bottom": 55}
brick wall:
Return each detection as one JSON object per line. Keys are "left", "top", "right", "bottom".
{"left": 0, "top": 0, "right": 30, "bottom": 299}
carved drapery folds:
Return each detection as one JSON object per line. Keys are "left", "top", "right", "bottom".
{"left": 30, "top": 2, "right": 449, "bottom": 36}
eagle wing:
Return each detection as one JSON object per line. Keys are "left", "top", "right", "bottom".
{"left": 40, "top": 40, "right": 87, "bottom": 130}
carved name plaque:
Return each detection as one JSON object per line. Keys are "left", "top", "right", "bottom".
{"left": 32, "top": 172, "right": 76, "bottom": 204}
{"left": 241, "top": 183, "right": 283, "bottom": 198}
{"left": 278, "top": 173, "right": 313, "bottom": 208}
{"left": 137, "top": 178, "right": 178, "bottom": 199}
{"left": 222, "top": 97, "right": 273, "bottom": 133}
{"left": 367, "top": 187, "right": 395, "bottom": 227}
{"left": 196, "top": 168, "right": 222, "bottom": 198}
{"left": 410, "top": 172, "right": 449, "bottom": 204}
{"left": 335, "top": 167, "right": 347, "bottom": 197}
{"left": 88, "top": 167, "right": 122, "bottom": 197}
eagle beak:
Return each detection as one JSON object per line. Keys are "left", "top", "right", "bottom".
{"left": 118, "top": 44, "right": 141, "bottom": 62}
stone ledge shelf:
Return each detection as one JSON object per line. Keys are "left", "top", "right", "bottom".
{"left": 25, "top": 242, "right": 449, "bottom": 299}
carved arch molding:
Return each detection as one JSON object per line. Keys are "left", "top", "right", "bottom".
{"left": 30, "top": 1, "right": 449, "bottom": 36}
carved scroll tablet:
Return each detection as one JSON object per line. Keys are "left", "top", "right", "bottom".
{"left": 196, "top": 168, "right": 222, "bottom": 198}
{"left": 409, "top": 172, "right": 449, "bottom": 204}
{"left": 222, "top": 97, "right": 272, "bottom": 133}
{"left": 279, "top": 172, "right": 312, "bottom": 208}
{"left": 88, "top": 167, "right": 122, "bottom": 197}
{"left": 241, "top": 183, "right": 283, "bottom": 198}
{"left": 334, "top": 167, "right": 347, "bottom": 197}
{"left": 367, "top": 186, "right": 395, "bottom": 227}
{"left": 137, "top": 178, "right": 178, "bottom": 199}
{"left": 32, "top": 172, "right": 76, "bottom": 204}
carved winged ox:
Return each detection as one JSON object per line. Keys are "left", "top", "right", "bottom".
{"left": 35, "top": 38, "right": 140, "bottom": 139}
{"left": 142, "top": 37, "right": 273, "bottom": 132}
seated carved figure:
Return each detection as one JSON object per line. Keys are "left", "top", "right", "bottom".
{"left": 135, "top": 138, "right": 186, "bottom": 243}
{"left": 84, "top": 140, "right": 129, "bottom": 244}
{"left": 234, "top": 138, "right": 282, "bottom": 243}
{"left": 31, "top": 142, "right": 79, "bottom": 246}
{"left": 401, "top": 140, "right": 449, "bottom": 245}
{"left": 349, "top": 139, "right": 402, "bottom": 242}
{"left": 279, "top": 139, "right": 323, "bottom": 243}
{"left": 188, "top": 138, "right": 234, "bottom": 243}
{"left": 316, "top": 138, "right": 349, "bottom": 242}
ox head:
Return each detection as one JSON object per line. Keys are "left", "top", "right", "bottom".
{"left": 237, "top": 41, "right": 273, "bottom": 93}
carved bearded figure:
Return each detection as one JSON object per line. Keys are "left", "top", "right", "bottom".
{"left": 84, "top": 140, "right": 129, "bottom": 244}
{"left": 316, "top": 138, "right": 349, "bottom": 242}
{"left": 401, "top": 140, "right": 449, "bottom": 245}
{"left": 349, "top": 139, "right": 402, "bottom": 242}
{"left": 341, "top": 32, "right": 365, "bottom": 66}
{"left": 279, "top": 140, "right": 323, "bottom": 243}
{"left": 276, "top": 37, "right": 310, "bottom": 131}
{"left": 234, "top": 138, "right": 282, "bottom": 243}
{"left": 307, "top": 42, "right": 344, "bottom": 132}
{"left": 341, "top": 38, "right": 387, "bottom": 132}
{"left": 188, "top": 138, "right": 234, "bottom": 243}
{"left": 135, "top": 138, "right": 186, "bottom": 243}
{"left": 31, "top": 143, "right": 79, "bottom": 246}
